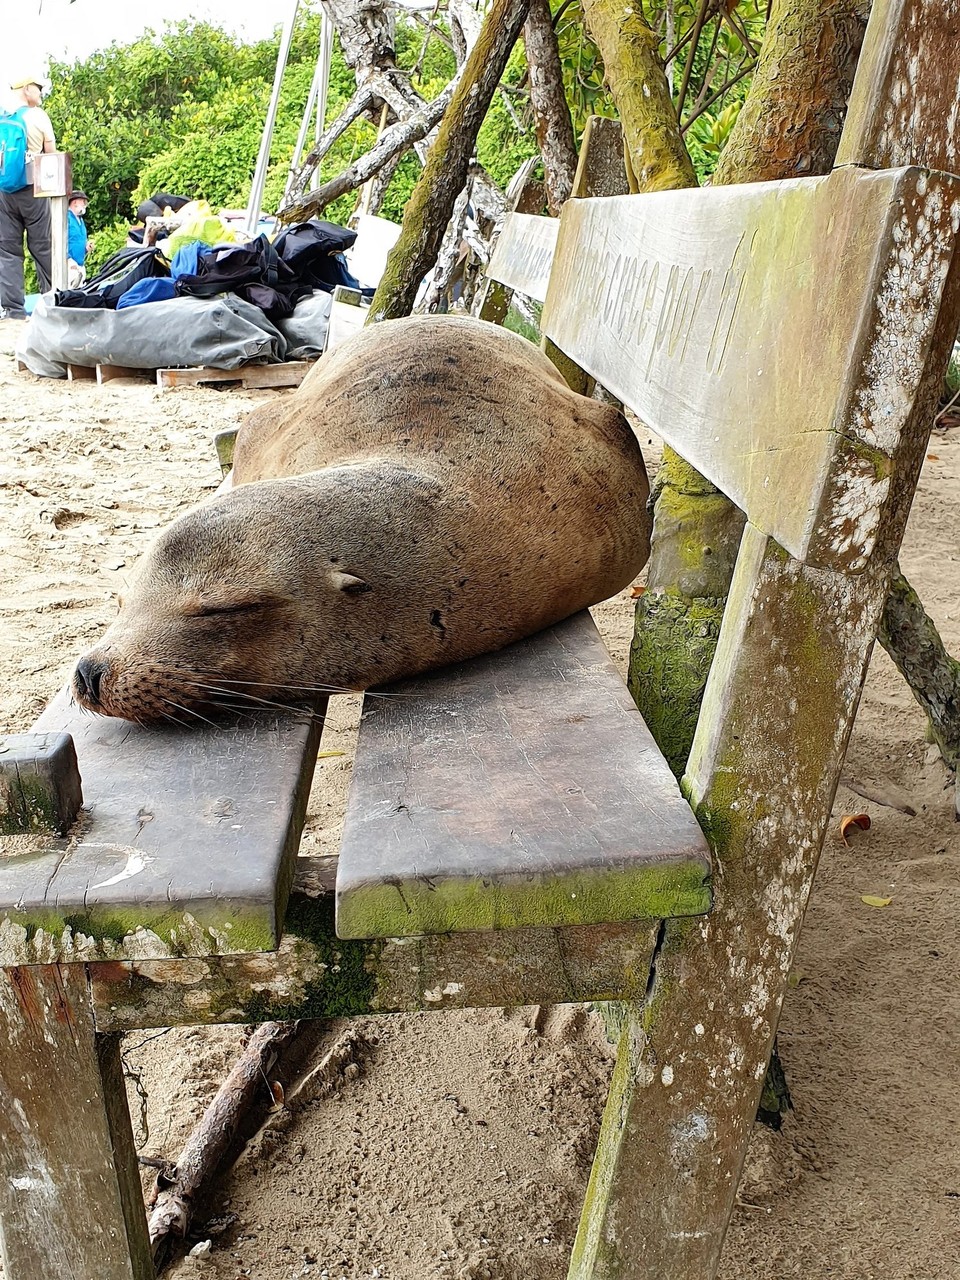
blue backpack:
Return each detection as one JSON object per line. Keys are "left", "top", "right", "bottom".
{"left": 0, "top": 107, "right": 28, "bottom": 193}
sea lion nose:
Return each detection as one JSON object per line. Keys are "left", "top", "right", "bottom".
{"left": 74, "top": 655, "right": 108, "bottom": 706}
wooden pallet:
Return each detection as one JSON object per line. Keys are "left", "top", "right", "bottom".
{"left": 156, "top": 360, "right": 315, "bottom": 390}
{"left": 60, "top": 360, "right": 315, "bottom": 390}
{"left": 66, "top": 364, "right": 152, "bottom": 385}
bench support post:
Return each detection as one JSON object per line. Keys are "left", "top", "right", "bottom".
{"left": 0, "top": 964, "right": 153, "bottom": 1280}
{"left": 571, "top": 530, "right": 888, "bottom": 1278}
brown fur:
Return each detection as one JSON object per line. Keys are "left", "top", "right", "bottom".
{"left": 72, "top": 315, "right": 651, "bottom": 723}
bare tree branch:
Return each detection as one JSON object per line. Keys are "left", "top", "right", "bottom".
{"left": 284, "top": 84, "right": 376, "bottom": 210}
{"left": 283, "top": 83, "right": 457, "bottom": 222}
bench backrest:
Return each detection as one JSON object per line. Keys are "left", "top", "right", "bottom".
{"left": 493, "top": 165, "right": 960, "bottom": 573}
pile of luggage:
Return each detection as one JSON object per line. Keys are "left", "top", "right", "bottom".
{"left": 57, "top": 215, "right": 364, "bottom": 321}
{"left": 18, "top": 204, "right": 376, "bottom": 378}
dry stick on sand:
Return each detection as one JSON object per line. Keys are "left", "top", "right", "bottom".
{"left": 147, "top": 1020, "right": 302, "bottom": 1270}
{"left": 147, "top": 1021, "right": 369, "bottom": 1271}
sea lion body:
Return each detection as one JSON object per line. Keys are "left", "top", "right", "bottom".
{"left": 73, "top": 315, "right": 651, "bottom": 722}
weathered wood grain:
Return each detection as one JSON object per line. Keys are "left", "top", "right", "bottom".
{"left": 485, "top": 212, "right": 559, "bottom": 302}
{"left": 87, "top": 877, "right": 662, "bottom": 1031}
{"left": 0, "top": 690, "right": 323, "bottom": 963}
{"left": 836, "top": 0, "right": 960, "bottom": 174}
{"left": 156, "top": 361, "right": 315, "bottom": 391}
{"left": 0, "top": 964, "right": 152, "bottom": 1278}
{"left": 335, "top": 612, "right": 711, "bottom": 939}
{"left": 542, "top": 165, "right": 960, "bottom": 571}
{"left": 570, "top": 116, "right": 631, "bottom": 199}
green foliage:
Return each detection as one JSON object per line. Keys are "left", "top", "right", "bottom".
{"left": 87, "top": 219, "right": 134, "bottom": 274}
{"left": 476, "top": 43, "right": 537, "bottom": 187}
{"left": 685, "top": 100, "right": 742, "bottom": 179}
{"left": 553, "top": 0, "right": 618, "bottom": 135}
{"left": 45, "top": 20, "right": 272, "bottom": 228}
{"left": 651, "top": 0, "right": 766, "bottom": 181}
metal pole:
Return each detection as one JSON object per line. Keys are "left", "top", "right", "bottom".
{"left": 310, "top": 11, "right": 334, "bottom": 193}
{"left": 283, "top": 52, "right": 323, "bottom": 202}
{"left": 245, "top": 0, "right": 300, "bottom": 235}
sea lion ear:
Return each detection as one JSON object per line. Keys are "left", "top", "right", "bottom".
{"left": 332, "top": 570, "right": 371, "bottom": 596}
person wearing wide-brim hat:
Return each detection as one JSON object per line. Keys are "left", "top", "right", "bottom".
{"left": 67, "top": 189, "right": 92, "bottom": 287}
{"left": 0, "top": 74, "right": 56, "bottom": 319}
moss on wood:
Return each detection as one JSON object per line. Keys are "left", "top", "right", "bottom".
{"left": 337, "top": 857, "right": 711, "bottom": 941}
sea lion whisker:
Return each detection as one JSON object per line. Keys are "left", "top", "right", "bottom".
{"left": 192, "top": 694, "right": 328, "bottom": 726}
{"left": 159, "top": 697, "right": 219, "bottom": 729}
{"left": 156, "top": 703, "right": 193, "bottom": 729}
{"left": 190, "top": 682, "right": 322, "bottom": 717}
{"left": 198, "top": 677, "right": 359, "bottom": 696}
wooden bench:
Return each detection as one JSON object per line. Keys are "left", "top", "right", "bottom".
{"left": 2, "top": 2, "right": 959, "bottom": 1275}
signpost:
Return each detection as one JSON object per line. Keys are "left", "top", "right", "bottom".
{"left": 32, "top": 150, "right": 72, "bottom": 292}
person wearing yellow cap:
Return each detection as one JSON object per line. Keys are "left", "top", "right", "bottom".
{"left": 0, "top": 75, "right": 56, "bottom": 319}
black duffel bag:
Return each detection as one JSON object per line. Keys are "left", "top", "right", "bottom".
{"left": 273, "top": 219, "right": 359, "bottom": 291}
{"left": 175, "top": 234, "right": 308, "bottom": 321}
{"left": 55, "top": 246, "right": 171, "bottom": 310}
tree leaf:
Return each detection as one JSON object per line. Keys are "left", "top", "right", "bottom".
{"left": 861, "top": 894, "right": 892, "bottom": 908}
{"left": 839, "top": 812, "right": 871, "bottom": 845}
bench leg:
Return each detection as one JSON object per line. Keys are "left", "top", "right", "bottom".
{"left": 0, "top": 964, "right": 154, "bottom": 1279}
{"left": 571, "top": 903, "right": 789, "bottom": 1280}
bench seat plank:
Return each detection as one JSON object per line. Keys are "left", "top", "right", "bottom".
{"left": 335, "top": 611, "right": 711, "bottom": 939}
{"left": 0, "top": 691, "right": 323, "bottom": 963}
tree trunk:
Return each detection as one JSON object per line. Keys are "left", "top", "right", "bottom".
{"left": 367, "top": 0, "right": 532, "bottom": 323}
{"left": 580, "top": 0, "right": 698, "bottom": 191}
{"left": 880, "top": 567, "right": 960, "bottom": 768}
{"left": 714, "top": 0, "right": 870, "bottom": 182}
{"left": 321, "top": 0, "right": 396, "bottom": 74}
{"left": 523, "top": 0, "right": 579, "bottom": 213}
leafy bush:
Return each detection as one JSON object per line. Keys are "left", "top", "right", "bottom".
{"left": 86, "top": 219, "right": 133, "bottom": 274}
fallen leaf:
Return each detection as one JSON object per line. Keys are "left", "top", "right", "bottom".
{"left": 861, "top": 894, "right": 892, "bottom": 908}
{"left": 630, "top": 585, "right": 647, "bottom": 598}
{"left": 839, "top": 813, "right": 871, "bottom": 845}
{"left": 927, "top": 453, "right": 940, "bottom": 461}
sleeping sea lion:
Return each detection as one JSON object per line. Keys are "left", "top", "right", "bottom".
{"left": 71, "top": 314, "right": 651, "bottom": 724}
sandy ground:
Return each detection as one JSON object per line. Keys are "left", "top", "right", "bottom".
{"left": 1, "top": 318, "right": 959, "bottom": 1280}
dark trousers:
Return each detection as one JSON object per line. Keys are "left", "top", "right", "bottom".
{"left": 0, "top": 185, "right": 52, "bottom": 312}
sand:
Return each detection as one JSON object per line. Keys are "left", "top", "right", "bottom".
{"left": 1, "top": 318, "right": 958, "bottom": 1280}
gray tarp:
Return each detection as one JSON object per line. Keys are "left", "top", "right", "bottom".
{"left": 16, "top": 293, "right": 301, "bottom": 379}
{"left": 277, "top": 290, "right": 332, "bottom": 360}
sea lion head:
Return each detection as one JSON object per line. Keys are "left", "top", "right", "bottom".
{"left": 71, "top": 477, "right": 379, "bottom": 724}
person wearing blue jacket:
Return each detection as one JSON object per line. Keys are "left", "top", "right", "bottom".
{"left": 67, "top": 189, "right": 91, "bottom": 285}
